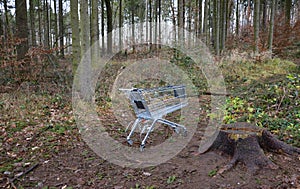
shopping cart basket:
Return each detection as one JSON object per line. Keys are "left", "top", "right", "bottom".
{"left": 120, "top": 85, "right": 188, "bottom": 151}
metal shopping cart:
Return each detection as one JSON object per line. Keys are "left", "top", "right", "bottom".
{"left": 120, "top": 85, "right": 188, "bottom": 151}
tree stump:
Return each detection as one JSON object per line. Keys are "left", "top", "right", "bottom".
{"left": 201, "top": 122, "right": 300, "bottom": 175}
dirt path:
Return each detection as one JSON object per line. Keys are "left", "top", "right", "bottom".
{"left": 15, "top": 126, "right": 300, "bottom": 189}
{"left": 1, "top": 58, "right": 300, "bottom": 189}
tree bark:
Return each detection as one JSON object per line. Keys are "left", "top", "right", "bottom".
{"left": 213, "top": 0, "right": 220, "bottom": 56}
{"left": 43, "top": 0, "right": 50, "bottom": 48}
{"left": 220, "top": 0, "right": 227, "bottom": 52}
{"left": 29, "top": 0, "right": 36, "bottom": 46}
{"left": 53, "top": 0, "right": 58, "bottom": 51}
{"left": 203, "top": 0, "right": 209, "bottom": 44}
{"left": 131, "top": 0, "right": 136, "bottom": 53}
{"left": 198, "top": 0, "right": 202, "bottom": 37}
{"left": 253, "top": 0, "right": 260, "bottom": 54}
{"left": 80, "top": 0, "right": 90, "bottom": 57}
{"left": 101, "top": 0, "right": 105, "bottom": 55}
{"left": 58, "top": 0, "right": 64, "bottom": 57}
{"left": 3, "top": 0, "right": 11, "bottom": 40}
{"left": 105, "top": 0, "right": 113, "bottom": 54}
{"left": 200, "top": 122, "right": 300, "bottom": 175}
{"left": 285, "top": 0, "right": 292, "bottom": 26}
{"left": 268, "top": 0, "right": 275, "bottom": 52}
{"left": 119, "top": 0, "right": 122, "bottom": 52}
{"left": 71, "top": 0, "right": 81, "bottom": 74}
{"left": 15, "top": 0, "right": 29, "bottom": 60}
{"left": 91, "top": 0, "right": 99, "bottom": 60}
{"left": 235, "top": 0, "right": 239, "bottom": 36}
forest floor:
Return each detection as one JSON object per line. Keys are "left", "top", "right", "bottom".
{"left": 1, "top": 55, "right": 300, "bottom": 189}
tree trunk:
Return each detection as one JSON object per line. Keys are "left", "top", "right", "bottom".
{"left": 37, "top": 0, "right": 42, "bottom": 45}
{"left": 178, "top": 0, "right": 184, "bottom": 28}
{"left": 261, "top": 0, "right": 267, "bottom": 32}
{"left": 285, "top": 0, "right": 292, "bottom": 26}
{"left": 198, "top": 0, "right": 203, "bottom": 37}
{"left": 199, "top": 122, "right": 300, "bottom": 175}
{"left": 158, "top": 0, "right": 161, "bottom": 48}
{"left": 203, "top": 0, "right": 209, "bottom": 44}
{"left": 91, "top": 0, "right": 99, "bottom": 59}
{"left": 80, "top": 0, "right": 90, "bottom": 57}
{"left": 154, "top": 0, "right": 158, "bottom": 49}
{"left": 268, "top": 0, "right": 275, "bottom": 53}
{"left": 213, "top": 0, "right": 220, "bottom": 56}
{"left": 101, "top": 0, "right": 105, "bottom": 55}
{"left": 105, "top": 0, "right": 113, "bottom": 54}
{"left": 187, "top": 0, "right": 192, "bottom": 47}
{"left": 119, "top": 0, "right": 122, "bottom": 52}
{"left": 220, "top": 0, "right": 226, "bottom": 52}
{"left": 71, "top": 0, "right": 81, "bottom": 74}
{"left": 253, "top": 0, "right": 260, "bottom": 54}
{"left": 131, "top": 0, "right": 136, "bottom": 53}
{"left": 15, "top": 0, "right": 29, "bottom": 60}
{"left": 44, "top": 0, "right": 50, "bottom": 48}
{"left": 0, "top": 12, "right": 3, "bottom": 37}
{"left": 58, "top": 0, "right": 64, "bottom": 57}
{"left": 29, "top": 0, "right": 36, "bottom": 46}
{"left": 235, "top": 0, "right": 239, "bottom": 36}
{"left": 53, "top": 0, "right": 58, "bottom": 51}
{"left": 3, "top": 0, "right": 11, "bottom": 40}
{"left": 149, "top": 0, "right": 153, "bottom": 51}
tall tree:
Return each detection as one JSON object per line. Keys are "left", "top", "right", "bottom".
{"left": 71, "top": 0, "right": 80, "bottom": 74}
{"left": 131, "top": 0, "right": 136, "bottom": 52}
{"left": 101, "top": 0, "right": 105, "bottom": 55}
{"left": 220, "top": 0, "right": 227, "bottom": 52}
{"left": 44, "top": 0, "right": 50, "bottom": 47}
{"left": 91, "top": 0, "right": 99, "bottom": 59}
{"left": 29, "top": 0, "right": 36, "bottom": 46}
{"left": 213, "top": 0, "right": 220, "bottom": 56}
{"left": 58, "top": 0, "right": 64, "bottom": 57}
{"left": 80, "top": 0, "right": 90, "bottom": 56}
{"left": 198, "top": 0, "right": 203, "bottom": 36}
{"left": 15, "top": 0, "right": 29, "bottom": 60}
{"left": 105, "top": 0, "right": 113, "bottom": 54}
{"left": 235, "top": 0, "right": 239, "bottom": 36}
{"left": 53, "top": 0, "right": 58, "bottom": 50}
{"left": 178, "top": 0, "right": 184, "bottom": 28}
{"left": 3, "top": 0, "right": 11, "bottom": 40}
{"left": 268, "top": 0, "right": 275, "bottom": 52}
{"left": 119, "top": 0, "right": 122, "bottom": 52}
{"left": 37, "top": 0, "right": 42, "bottom": 44}
{"left": 203, "top": 0, "right": 210, "bottom": 45}
{"left": 149, "top": 0, "right": 152, "bottom": 50}
{"left": 253, "top": 0, "right": 260, "bottom": 54}
{"left": 261, "top": 0, "right": 267, "bottom": 31}
{"left": 285, "top": 0, "right": 292, "bottom": 26}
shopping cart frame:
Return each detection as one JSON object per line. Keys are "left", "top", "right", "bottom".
{"left": 120, "top": 85, "right": 188, "bottom": 151}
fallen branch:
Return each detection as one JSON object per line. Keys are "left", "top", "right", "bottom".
{"left": 7, "top": 163, "right": 39, "bottom": 187}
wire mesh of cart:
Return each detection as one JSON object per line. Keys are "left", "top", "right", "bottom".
{"left": 120, "top": 85, "right": 188, "bottom": 151}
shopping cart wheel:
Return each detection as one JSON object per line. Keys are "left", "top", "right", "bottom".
{"left": 174, "top": 127, "right": 180, "bottom": 134}
{"left": 140, "top": 144, "right": 145, "bottom": 152}
{"left": 182, "top": 129, "right": 187, "bottom": 137}
{"left": 127, "top": 139, "right": 133, "bottom": 146}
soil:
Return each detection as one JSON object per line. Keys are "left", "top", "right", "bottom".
{"left": 9, "top": 125, "right": 300, "bottom": 189}
{"left": 1, "top": 57, "right": 300, "bottom": 189}
{"left": 2, "top": 100, "right": 300, "bottom": 189}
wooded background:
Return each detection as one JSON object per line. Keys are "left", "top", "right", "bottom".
{"left": 1, "top": 0, "right": 300, "bottom": 76}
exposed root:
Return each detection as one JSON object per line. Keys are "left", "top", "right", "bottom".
{"left": 202, "top": 122, "right": 300, "bottom": 175}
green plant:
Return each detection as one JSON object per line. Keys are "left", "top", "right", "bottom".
{"left": 167, "top": 175, "right": 176, "bottom": 184}
{"left": 130, "top": 183, "right": 140, "bottom": 189}
{"left": 145, "top": 186, "right": 155, "bottom": 189}
{"left": 208, "top": 169, "right": 217, "bottom": 177}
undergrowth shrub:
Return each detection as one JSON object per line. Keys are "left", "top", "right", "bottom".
{"left": 221, "top": 73, "right": 300, "bottom": 147}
